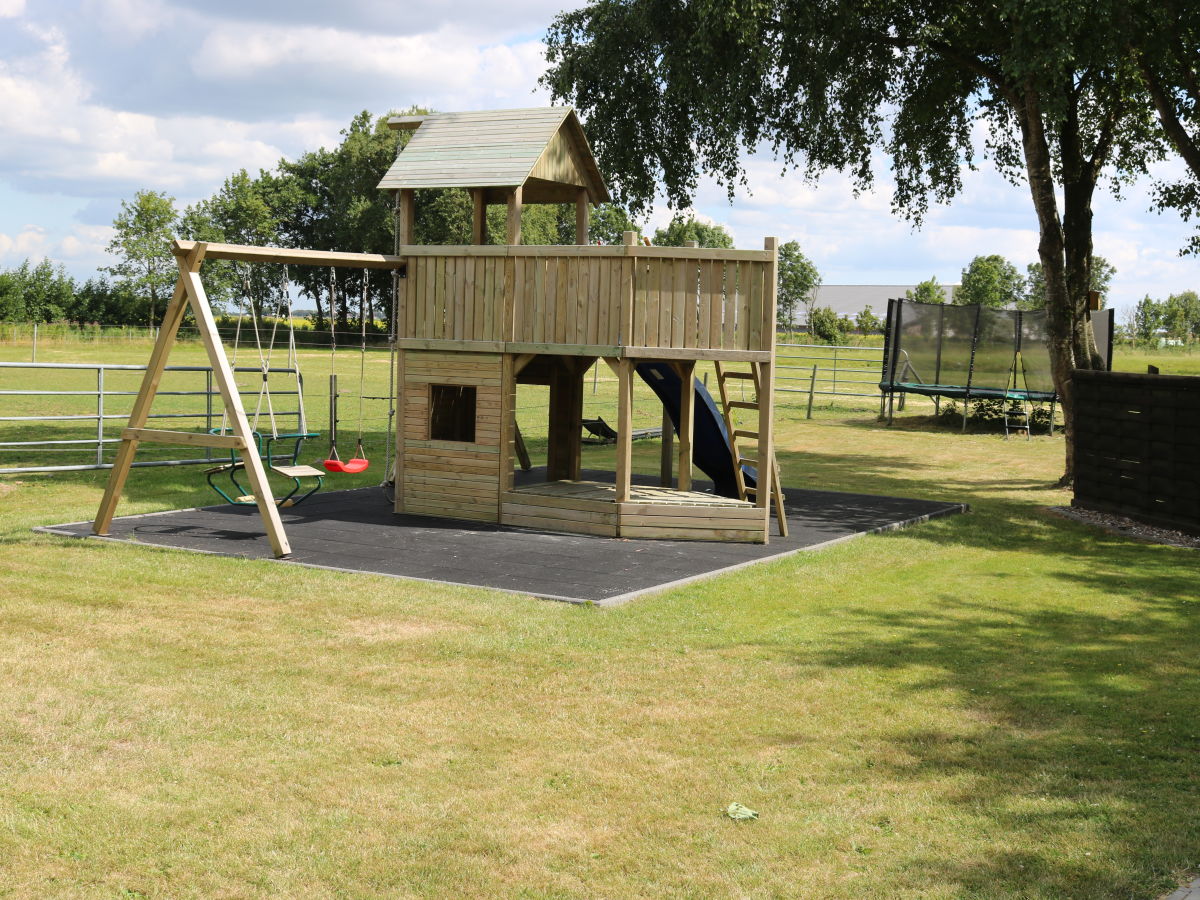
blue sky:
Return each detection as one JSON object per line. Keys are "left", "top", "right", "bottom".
{"left": 0, "top": 0, "right": 1196, "bottom": 319}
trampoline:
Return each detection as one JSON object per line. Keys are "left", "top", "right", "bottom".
{"left": 879, "top": 298, "right": 1092, "bottom": 435}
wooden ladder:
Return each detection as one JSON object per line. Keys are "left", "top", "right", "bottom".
{"left": 713, "top": 362, "right": 788, "bottom": 537}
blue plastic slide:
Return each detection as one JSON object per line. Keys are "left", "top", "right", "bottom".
{"left": 635, "top": 362, "right": 757, "bottom": 499}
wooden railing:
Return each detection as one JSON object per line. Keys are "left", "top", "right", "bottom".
{"left": 397, "top": 242, "right": 777, "bottom": 354}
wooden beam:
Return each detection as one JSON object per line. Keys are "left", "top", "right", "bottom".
{"left": 497, "top": 352, "right": 516, "bottom": 510}
{"left": 506, "top": 186, "right": 523, "bottom": 246}
{"left": 172, "top": 240, "right": 405, "bottom": 270}
{"left": 513, "top": 353, "right": 538, "bottom": 375}
{"left": 121, "top": 428, "right": 246, "bottom": 449}
{"left": 756, "top": 236, "right": 779, "bottom": 541}
{"left": 615, "top": 358, "right": 634, "bottom": 504}
{"left": 677, "top": 360, "right": 695, "bottom": 492}
{"left": 386, "top": 115, "right": 426, "bottom": 131}
{"left": 180, "top": 256, "right": 291, "bottom": 557}
{"left": 394, "top": 348, "right": 406, "bottom": 513}
{"left": 622, "top": 346, "right": 773, "bottom": 362}
{"left": 576, "top": 187, "right": 589, "bottom": 245}
{"left": 398, "top": 189, "right": 415, "bottom": 248}
{"left": 92, "top": 247, "right": 203, "bottom": 536}
{"left": 659, "top": 405, "right": 673, "bottom": 487}
{"left": 471, "top": 189, "right": 487, "bottom": 245}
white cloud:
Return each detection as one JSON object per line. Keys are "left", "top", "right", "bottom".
{"left": 191, "top": 23, "right": 550, "bottom": 109}
{"left": 58, "top": 224, "right": 112, "bottom": 260}
{"left": 0, "top": 0, "right": 25, "bottom": 18}
{"left": 0, "top": 225, "right": 48, "bottom": 262}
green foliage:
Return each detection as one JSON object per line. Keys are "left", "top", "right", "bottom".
{"left": 957, "top": 255, "right": 1025, "bottom": 308}
{"left": 104, "top": 190, "right": 180, "bottom": 325}
{"left": 776, "top": 240, "right": 820, "bottom": 331}
{"left": 652, "top": 215, "right": 732, "bottom": 248}
{"left": 855, "top": 305, "right": 883, "bottom": 334}
{"left": 589, "top": 203, "right": 641, "bottom": 245}
{"left": 0, "top": 259, "right": 76, "bottom": 322}
{"left": 1021, "top": 258, "right": 1115, "bottom": 310}
{"left": 1162, "top": 291, "right": 1200, "bottom": 340}
{"left": 1131, "top": 295, "right": 1164, "bottom": 342}
{"left": 906, "top": 278, "right": 948, "bottom": 305}
{"left": 808, "top": 306, "right": 847, "bottom": 345}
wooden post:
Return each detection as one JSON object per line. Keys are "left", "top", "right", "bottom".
{"left": 506, "top": 186, "right": 523, "bottom": 246}
{"left": 394, "top": 348, "right": 406, "bottom": 513}
{"left": 622, "top": 230, "right": 636, "bottom": 345}
{"left": 659, "top": 406, "right": 673, "bottom": 486}
{"left": 93, "top": 256, "right": 198, "bottom": 536}
{"left": 397, "top": 189, "right": 415, "bottom": 247}
{"left": 757, "top": 237, "right": 779, "bottom": 542}
{"left": 576, "top": 187, "right": 589, "bottom": 245}
{"left": 180, "top": 257, "right": 290, "bottom": 557}
{"left": 615, "top": 357, "right": 633, "bottom": 502}
{"left": 546, "top": 358, "right": 583, "bottom": 481}
{"left": 497, "top": 352, "right": 515, "bottom": 519}
{"left": 677, "top": 360, "right": 694, "bottom": 491}
{"left": 471, "top": 189, "right": 487, "bottom": 245}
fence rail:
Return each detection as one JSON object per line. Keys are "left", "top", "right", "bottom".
{"left": 775, "top": 343, "right": 883, "bottom": 414}
{"left": 0, "top": 361, "right": 303, "bottom": 475}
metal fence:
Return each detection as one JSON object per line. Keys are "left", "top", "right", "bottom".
{"left": 776, "top": 343, "right": 883, "bottom": 413}
{"left": 0, "top": 361, "right": 303, "bottom": 475}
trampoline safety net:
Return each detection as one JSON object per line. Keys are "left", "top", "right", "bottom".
{"left": 881, "top": 298, "right": 1061, "bottom": 403}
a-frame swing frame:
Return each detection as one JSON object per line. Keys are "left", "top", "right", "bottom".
{"left": 92, "top": 239, "right": 405, "bottom": 558}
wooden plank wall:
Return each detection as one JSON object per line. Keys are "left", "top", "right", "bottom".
{"left": 632, "top": 259, "right": 768, "bottom": 352}
{"left": 509, "top": 256, "right": 624, "bottom": 346}
{"left": 399, "top": 350, "right": 503, "bottom": 522}
{"left": 499, "top": 490, "right": 619, "bottom": 537}
{"left": 1072, "top": 370, "right": 1200, "bottom": 534}
{"left": 397, "top": 248, "right": 773, "bottom": 352}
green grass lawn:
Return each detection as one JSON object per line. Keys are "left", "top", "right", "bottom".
{"left": 1, "top": 337, "right": 1198, "bottom": 898}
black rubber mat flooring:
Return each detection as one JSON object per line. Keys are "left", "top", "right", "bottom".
{"left": 42, "top": 470, "right": 964, "bottom": 605}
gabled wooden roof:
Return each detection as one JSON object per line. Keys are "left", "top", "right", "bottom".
{"left": 377, "top": 107, "right": 610, "bottom": 205}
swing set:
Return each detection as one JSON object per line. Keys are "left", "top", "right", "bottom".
{"left": 93, "top": 240, "right": 403, "bottom": 557}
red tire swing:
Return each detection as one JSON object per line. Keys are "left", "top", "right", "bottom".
{"left": 323, "top": 267, "right": 371, "bottom": 475}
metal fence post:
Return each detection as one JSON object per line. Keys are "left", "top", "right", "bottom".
{"left": 96, "top": 366, "right": 106, "bottom": 466}
{"left": 31, "top": 323, "right": 37, "bottom": 362}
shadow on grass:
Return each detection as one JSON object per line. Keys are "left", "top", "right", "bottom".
{"left": 791, "top": 590, "right": 1200, "bottom": 897}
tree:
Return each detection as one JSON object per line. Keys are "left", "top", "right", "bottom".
{"left": 906, "top": 278, "right": 948, "bottom": 305}
{"left": 652, "top": 215, "right": 733, "bottom": 248}
{"left": 855, "top": 305, "right": 883, "bottom": 335}
{"left": 808, "top": 306, "right": 846, "bottom": 345}
{"left": 105, "top": 190, "right": 180, "bottom": 326}
{"left": 1021, "top": 256, "right": 1116, "bottom": 310}
{"left": 776, "top": 240, "right": 820, "bottom": 332}
{"left": 589, "top": 203, "right": 641, "bottom": 244}
{"left": 543, "top": 0, "right": 1164, "bottom": 482}
{"left": 1131, "top": 295, "right": 1164, "bottom": 342}
{"left": 1162, "top": 290, "right": 1200, "bottom": 340}
{"left": 957, "top": 255, "right": 1025, "bottom": 308}
{"left": 1126, "top": 3, "right": 1200, "bottom": 254}
{"left": 0, "top": 260, "right": 75, "bottom": 322}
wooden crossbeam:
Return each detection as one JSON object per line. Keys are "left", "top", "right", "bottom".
{"left": 121, "top": 428, "right": 247, "bottom": 449}
{"left": 172, "top": 240, "right": 405, "bottom": 270}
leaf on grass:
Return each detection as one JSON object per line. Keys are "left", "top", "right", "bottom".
{"left": 726, "top": 802, "right": 758, "bottom": 821}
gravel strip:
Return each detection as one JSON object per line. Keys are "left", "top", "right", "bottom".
{"left": 1050, "top": 506, "right": 1200, "bottom": 550}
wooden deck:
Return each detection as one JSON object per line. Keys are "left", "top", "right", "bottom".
{"left": 500, "top": 479, "right": 766, "bottom": 542}
{"left": 510, "top": 479, "right": 752, "bottom": 508}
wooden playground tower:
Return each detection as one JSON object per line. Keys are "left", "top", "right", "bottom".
{"left": 92, "top": 107, "right": 785, "bottom": 555}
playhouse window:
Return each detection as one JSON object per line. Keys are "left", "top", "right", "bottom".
{"left": 429, "top": 384, "right": 476, "bottom": 442}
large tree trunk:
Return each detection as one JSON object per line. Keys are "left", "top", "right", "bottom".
{"left": 1060, "top": 103, "right": 1106, "bottom": 371}
{"left": 1015, "top": 86, "right": 1078, "bottom": 486}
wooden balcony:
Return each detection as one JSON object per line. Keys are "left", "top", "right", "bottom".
{"left": 396, "top": 240, "right": 778, "bottom": 360}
